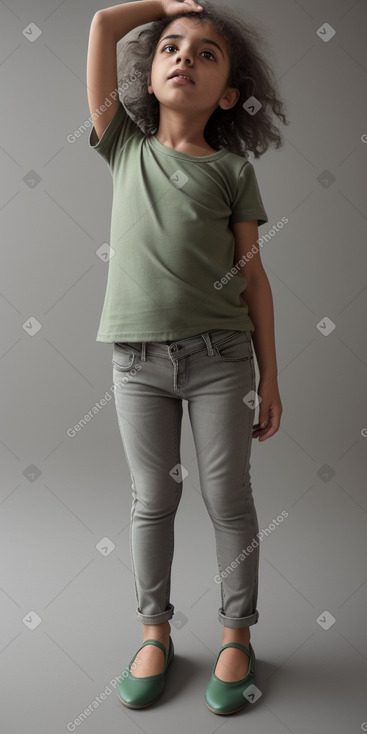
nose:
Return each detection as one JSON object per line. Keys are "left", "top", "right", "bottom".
{"left": 175, "top": 49, "right": 192, "bottom": 65}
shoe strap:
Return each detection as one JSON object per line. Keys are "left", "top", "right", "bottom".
{"left": 218, "top": 641, "right": 251, "bottom": 658}
{"left": 138, "top": 637, "right": 169, "bottom": 659}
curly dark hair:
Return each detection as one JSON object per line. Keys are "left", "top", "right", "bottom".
{"left": 117, "top": 0, "right": 290, "bottom": 159}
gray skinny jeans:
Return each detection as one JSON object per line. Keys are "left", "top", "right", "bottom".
{"left": 112, "top": 328, "right": 260, "bottom": 629}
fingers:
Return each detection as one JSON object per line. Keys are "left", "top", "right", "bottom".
{"left": 252, "top": 411, "right": 281, "bottom": 441}
{"left": 257, "top": 422, "right": 277, "bottom": 441}
{"left": 186, "top": 0, "right": 203, "bottom": 8}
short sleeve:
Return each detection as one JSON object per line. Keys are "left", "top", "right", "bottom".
{"left": 88, "top": 100, "right": 142, "bottom": 170}
{"left": 230, "top": 161, "right": 268, "bottom": 227}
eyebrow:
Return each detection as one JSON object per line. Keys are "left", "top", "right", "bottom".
{"left": 158, "top": 34, "right": 225, "bottom": 58}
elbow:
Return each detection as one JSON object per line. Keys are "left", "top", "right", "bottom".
{"left": 245, "top": 268, "right": 268, "bottom": 290}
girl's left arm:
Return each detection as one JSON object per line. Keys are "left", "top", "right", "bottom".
{"left": 231, "top": 219, "right": 283, "bottom": 441}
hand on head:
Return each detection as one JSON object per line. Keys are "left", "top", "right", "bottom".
{"left": 160, "top": 0, "right": 204, "bottom": 18}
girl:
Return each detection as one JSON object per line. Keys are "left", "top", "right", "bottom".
{"left": 87, "top": 0, "right": 287, "bottom": 715}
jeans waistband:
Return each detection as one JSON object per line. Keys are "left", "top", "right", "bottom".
{"left": 137, "top": 329, "right": 249, "bottom": 362}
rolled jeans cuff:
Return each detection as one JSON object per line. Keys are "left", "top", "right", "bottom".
{"left": 136, "top": 603, "right": 175, "bottom": 625}
{"left": 218, "top": 608, "right": 259, "bottom": 628}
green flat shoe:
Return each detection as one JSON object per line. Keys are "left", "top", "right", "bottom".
{"left": 118, "top": 636, "right": 174, "bottom": 709}
{"left": 204, "top": 640, "right": 256, "bottom": 715}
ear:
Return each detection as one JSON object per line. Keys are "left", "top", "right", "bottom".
{"left": 147, "top": 71, "right": 153, "bottom": 95}
{"left": 218, "top": 87, "right": 240, "bottom": 111}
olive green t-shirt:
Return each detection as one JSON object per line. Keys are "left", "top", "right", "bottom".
{"left": 89, "top": 101, "right": 268, "bottom": 342}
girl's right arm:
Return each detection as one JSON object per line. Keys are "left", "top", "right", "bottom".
{"left": 86, "top": 1, "right": 162, "bottom": 141}
{"left": 86, "top": 0, "right": 203, "bottom": 141}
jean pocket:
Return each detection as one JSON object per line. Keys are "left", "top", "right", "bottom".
{"left": 214, "top": 331, "right": 253, "bottom": 362}
{"left": 112, "top": 342, "right": 136, "bottom": 371}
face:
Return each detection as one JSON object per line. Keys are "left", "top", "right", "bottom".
{"left": 147, "top": 16, "right": 239, "bottom": 115}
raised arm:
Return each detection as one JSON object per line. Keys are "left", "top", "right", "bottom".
{"left": 86, "top": 1, "right": 163, "bottom": 141}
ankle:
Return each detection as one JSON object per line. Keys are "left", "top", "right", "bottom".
{"left": 221, "top": 627, "right": 250, "bottom": 645}
{"left": 142, "top": 621, "right": 171, "bottom": 640}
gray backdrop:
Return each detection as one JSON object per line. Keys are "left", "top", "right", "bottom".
{"left": 1, "top": 0, "right": 366, "bottom": 732}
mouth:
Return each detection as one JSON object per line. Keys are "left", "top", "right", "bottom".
{"left": 168, "top": 71, "right": 195, "bottom": 84}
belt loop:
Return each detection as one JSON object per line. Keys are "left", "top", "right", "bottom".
{"left": 201, "top": 332, "right": 215, "bottom": 356}
{"left": 141, "top": 341, "right": 147, "bottom": 361}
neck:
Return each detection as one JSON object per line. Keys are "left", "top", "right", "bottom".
{"left": 154, "top": 106, "right": 215, "bottom": 150}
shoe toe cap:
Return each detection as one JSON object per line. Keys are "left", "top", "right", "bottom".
{"left": 204, "top": 672, "right": 256, "bottom": 714}
{"left": 118, "top": 671, "right": 165, "bottom": 707}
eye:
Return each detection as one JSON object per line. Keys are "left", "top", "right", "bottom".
{"left": 162, "top": 44, "right": 216, "bottom": 60}
{"left": 201, "top": 50, "right": 215, "bottom": 60}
